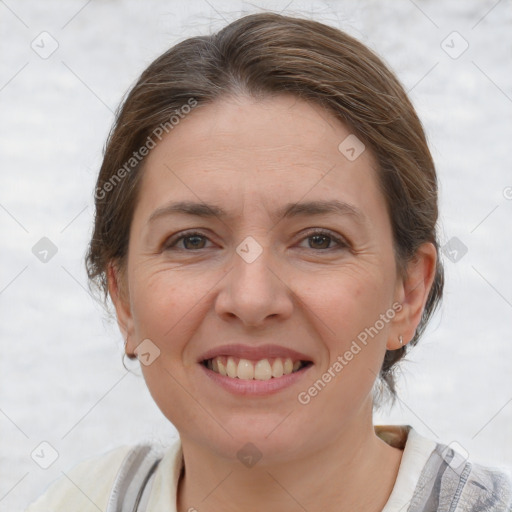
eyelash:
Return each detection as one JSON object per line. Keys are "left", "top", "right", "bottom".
{"left": 164, "top": 229, "right": 349, "bottom": 252}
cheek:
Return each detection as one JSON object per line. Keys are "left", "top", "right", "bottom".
{"left": 128, "top": 268, "right": 216, "bottom": 430}
{"left": 294, "top": 272, "right": 393, "bottom": 424}
{"left": 300, "top": 265, "right": 394, "bottom": 342}
{"left": 298, "top": 265, "right": 394, "bottom": 402}
{"left": 128, "top": 262, "right": 238, "bottom": 376}
{"left": 129, "top": 266, "right": 206, "bottom": 354}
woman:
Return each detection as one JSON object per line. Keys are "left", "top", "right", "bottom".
{"left": 26, "top": 12, "right": 512, "bottom": 512}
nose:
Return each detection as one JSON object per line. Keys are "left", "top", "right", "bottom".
{"left": 214, "top": 243, "right": 294, "bottom": 327}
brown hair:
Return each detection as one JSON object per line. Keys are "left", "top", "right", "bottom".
{"left": 86, "top": 12, "right": 444, "bottom": 406}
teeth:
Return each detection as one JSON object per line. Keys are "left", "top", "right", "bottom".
{"left": 217, "top": 359, "right": 227, "bottom": 376}
{"left": 271, "top": 358, "right": 284, "bottom": 378}
{"left": 206, "top": 356, "right": 306, "bottom": 380}
{"left": 237, "top": 358, "right": 254, "bottom": 380}
{"left": 254, "top": 359, "right": 272, "bottom": 380}
{"left": 226, "top": 357, "right": 237, "bottom": 378}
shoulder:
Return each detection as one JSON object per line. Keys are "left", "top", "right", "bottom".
{"left": 25, "top": 444, "right": 134, "bottom": 512}
{"left": 458, "top": 457, "right": 512, "bottom": 511}
{"left": 413, "top": 435, "right": 512, "bottom": 511}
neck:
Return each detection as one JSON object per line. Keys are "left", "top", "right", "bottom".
{"left": 177, "top": 416, "right": 404, "bottom": 512}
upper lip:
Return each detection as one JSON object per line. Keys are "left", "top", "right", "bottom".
{"left": 198, "top": 344, "right": 313, "bottom": 363}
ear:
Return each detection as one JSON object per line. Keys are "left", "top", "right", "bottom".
{"left": 107, "top": 262, "right": 136, "bottom": 357}
{"left": 387, "top": 242, "right": 437, "bottom": 350}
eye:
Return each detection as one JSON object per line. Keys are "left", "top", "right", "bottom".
{"left": 163, "top": 229, "right": 349, "bottom": 252}
{"left": 164, "top": 231, "right": 213, "bottom": 251}
{"left": 298, "top": 229, "right": 349, "bottom": 251}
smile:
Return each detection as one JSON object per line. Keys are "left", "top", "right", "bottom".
{"left": 202, "top": 356, "right": 311, "bottom": 380}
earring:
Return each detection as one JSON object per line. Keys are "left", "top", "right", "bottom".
{"left": 399, "top": 335, "right": 403, "bottom": 346}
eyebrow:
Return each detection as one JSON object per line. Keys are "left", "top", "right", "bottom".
{"left": 148, "top": 199, "right": 367, "bottom": 225}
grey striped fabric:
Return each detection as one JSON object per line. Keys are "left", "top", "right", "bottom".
{"left": 106, "top": 440, "right": 512, "bottom": 511}
{"left": 408, "top": 442, "right": 512, "bottom": 512}
{"left": 106, "top": 445, "right": 163, "bottom": 512}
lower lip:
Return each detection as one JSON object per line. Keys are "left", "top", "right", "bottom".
{"left": 199, "top": 363, "right": 313, "bottom": 396}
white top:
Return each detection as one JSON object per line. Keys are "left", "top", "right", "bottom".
{"left": 381, "top": 428, "right": 436, "bottom": 512}
{"left": 26, "top": 426, "right": 437, "bottom": 511}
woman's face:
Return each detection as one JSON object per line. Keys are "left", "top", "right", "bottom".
{"left": 111, "top": 94, "right": 431, "bottom": 462}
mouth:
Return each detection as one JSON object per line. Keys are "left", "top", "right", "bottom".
{"left": 201, "top": 356, "right": 313, "bottom": 380}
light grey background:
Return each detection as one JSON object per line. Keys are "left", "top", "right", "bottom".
{"left": 1, "top": 0, "right": 511, "bottom": 510}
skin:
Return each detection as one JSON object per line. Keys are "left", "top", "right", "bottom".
{"left": 108, "top": 94, "right": 437, "bottom": 512}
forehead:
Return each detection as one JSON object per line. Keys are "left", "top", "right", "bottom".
{"left": 135, "top": 94, "right": 385, "bottom": 222}
{"left": 153, "top": 94, "right": 368, "bottom": 166}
